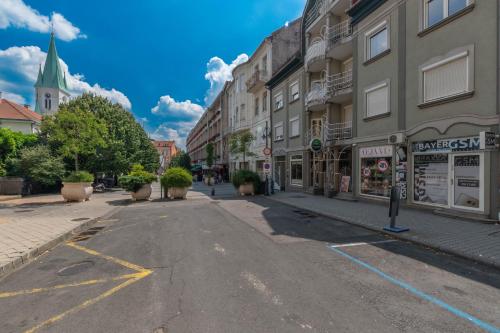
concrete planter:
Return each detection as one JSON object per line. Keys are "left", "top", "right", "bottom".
{"left": 61, "top": 182, "right": 93, "bottom": 202}
{"left": 238, "top": 183, "right": 255, "bottom": 196}
{"left": 169, "top": 187, "right": 188, "bottom": 200}
{"left": 131, "top": 183, "right": 152, "bottom": 201}
{"left": 204, "top": 177, "right": 214, "bottom": 186}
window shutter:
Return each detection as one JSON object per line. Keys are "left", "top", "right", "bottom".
{"left": 424, "top": 55, "right": 468, "bottom": 102}
{"left": 366, "top": 85, "right": 388, "bottom": 117}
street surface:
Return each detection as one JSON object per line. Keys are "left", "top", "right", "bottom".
{"left": 0, "top": 184, "right": 499, "bottom": 333}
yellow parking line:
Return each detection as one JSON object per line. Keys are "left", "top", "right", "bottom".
{"left": 0, "top": 273, "right": 140, "bottom": 299}
{"left": 0, "top": 242, "right": 153, "bottom": 333}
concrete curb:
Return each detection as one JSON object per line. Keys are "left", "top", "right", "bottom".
{"left": 0, "top": 207, "right": 121, "bottom": 279}
{"left": 267, "top": 196, "right": 500, "bottom": 271}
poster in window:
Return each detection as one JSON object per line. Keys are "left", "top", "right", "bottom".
{"left": 413, "top": 154, "right": 448, "bottom": 205}
{"left": 453, "top": 155, "right": 480, "bottom": 209}
{"left": 360, "top": 157, "right": 392, "bottom": 198}
{"left": 396, "top": 147, "right": 407, "bottom": 199}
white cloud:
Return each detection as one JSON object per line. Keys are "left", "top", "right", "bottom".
{"left": 151, "top": 95, "right": 204, "bottom": 120}
{"left": 1, "top": 91, "right": 26, "bottom": 105}
{"left": 0, "top": 0, "right": 85, "bottom": 41}
{"left": 151, "top": 124, "right": 186, "bottom": 148}
{"left": 0, "top": 45, "right": 131, "bottom": 109}
{"left": 204, "top": 53, "right": 248, "bottom": 105}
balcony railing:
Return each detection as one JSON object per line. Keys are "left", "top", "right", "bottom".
{"left": 325, "top": 121, "right": 353, "bottom": 142}
{"left": 246, "top": 69, "right": 268, "bottom": 93}
{"left": 327, "top": 20, "right": 352, "bottom": 48}
{"left": 306, "top": 80, "right": 327, "bottom": 107}
{"left": 305, "top": 38, "right": 326, "bottom": 69}
{"left": 326, "top": 70, "right": 353, "bottom": 97}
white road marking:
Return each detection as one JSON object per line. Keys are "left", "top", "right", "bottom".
{"left": 330, "top": 240, "right": 397, "bottom": 248}
{"left": 241, "top": 271, "right": 283, "bottom": 305}
{"left": 214, "top": 243, "right": 226, "bottom": 255}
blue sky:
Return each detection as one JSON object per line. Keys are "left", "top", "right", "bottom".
{"left": 0, "top": 0, "right": 305, "bottom": 147}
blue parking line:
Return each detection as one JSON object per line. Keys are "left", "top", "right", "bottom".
{"left": 328, "top": 245, "right": 500, "bottom": 333}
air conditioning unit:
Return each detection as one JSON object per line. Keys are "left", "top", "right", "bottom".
{"left": 388, "top": 133, "right": 406, "bottom": 145}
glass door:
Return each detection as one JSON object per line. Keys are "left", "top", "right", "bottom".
{"left": 451, "top": 153, "right": 483, "bottom": 211}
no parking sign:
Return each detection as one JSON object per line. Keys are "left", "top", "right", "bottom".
{"left": 377, "top": 159, "right": 389, "bottom": 172}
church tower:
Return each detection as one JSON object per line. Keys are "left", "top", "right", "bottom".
{"left": 34, "top": 32, "right": 71, "bottom": 115}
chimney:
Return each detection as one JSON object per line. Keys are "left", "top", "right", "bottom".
{"left": 24, "top": 104, "right": 31, "bottom": 109}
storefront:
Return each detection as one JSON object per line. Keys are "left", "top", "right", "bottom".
{"left": 411, "top": 136, "right": 486, "bottom": 212}
{"left": 359, "top": 145, "right": 393, "bottom": 199}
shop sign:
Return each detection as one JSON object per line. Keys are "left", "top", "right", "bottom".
{"left": 359, "top": 146, "right": 393, "bottom": 158}
{"left": 412, "top": 137, "right": 480, "bottom": 154}
{"left": 310, "top": 138, "right": 323, "bottom": 153}
{"left": 480, "top": 131, "right": 497, "bottom": 150}
{"left": 395, "top": 147, "right": 408, "bottom": 199}
{"left": 377, "top": 159, "right": 389, "bottom": 172}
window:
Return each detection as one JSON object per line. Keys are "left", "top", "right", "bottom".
{"left": 290, "top": 116, "right": 300, "bottom": 137}
{"left": 274, "top": 122, "right": 284, "bottom": 141}
{"left": 365, "top": 21, "right": 389, "bottom": 60}
{"left": 262, "top": 55, "right": 268, "bottom": 74}
{"left": 290, "top": 81, "right": 300, "bottom": 102}
{"left": 255, "top": 97, "right": 260, "bottom": 116}
{"left": 425, "top": 0, "right": 469, "bottom": 28}
{"left": 240, "top": 104, "right": 246, "bottom": 121}
{"left": 290, "top": 154, "right": 303, "bottom": 186}
{"left": 365, "top": 80, "right": 390, "bottom": 118}
{"left": 275, "top": 92, "right": 284, "bottom": 110}
{"left": 262, "top": 91, "right": 268, "bottom": 112}
{"left": 360, "top": 146, "right": 393, "bottom": 198}
{"left": 421, "top": 51, "right": 470, "bottom": 103}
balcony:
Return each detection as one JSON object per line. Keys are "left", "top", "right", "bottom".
{"left": 305, "top": 38, "right": 326, "bottom": 72}
{"left": 246, "top": 70, "right": 269, "bottom": 93}
{"left": 306, "top": 80, "right": 328, "bottom": 111}
{"left": 326, "top": 20, "right": 353, "bottom": 60}
{"left": 325, "top": 121, "right": 353, "bottom": 143}
{"left": 326, "top": 70, "right": 353, "bottom": 103}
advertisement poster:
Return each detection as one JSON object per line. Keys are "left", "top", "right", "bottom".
{"left": 414, "top": 154, "right": 449, "bottom": 205}
{"left": 396, "top": 147, "right": 407, "bottom": 200}
{"left": 453, "top": 155, "right": 480, "bottom": 209}
{"left": 340, "top": 176, "right": 351, "bottom": 193}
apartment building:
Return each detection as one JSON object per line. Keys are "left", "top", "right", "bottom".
{"left": 348, "top": 0, "right": 499, "bottom": 219}
{"left": 152, "top": 140, "right": 178, "bottom": 174}
{"left": 298, "top": 0, "right": 356, "bottom": 195}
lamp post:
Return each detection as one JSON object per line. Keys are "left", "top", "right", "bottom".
{"left": 261, "top": 121, "right": 272, "bottom": 195}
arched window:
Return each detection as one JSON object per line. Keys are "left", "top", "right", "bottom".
{"left": 44, "top": 93, "right": 51, "bottom": 110}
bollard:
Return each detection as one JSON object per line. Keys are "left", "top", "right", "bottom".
{"left": 211, "top": 187, "right": 215, "bottom": 196}
{"left": 264, "top": 176, "right": 269, "bottom": 196}
{"left": 383, "top": 185, "right": 409, "bottom": 233}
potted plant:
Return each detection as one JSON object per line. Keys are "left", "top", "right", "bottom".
{"left": 119, "top": 164, "right": 157, "bottom": 201}
{"left": 61, "top": 171, "right": 94, "bottom": 202}
{"left": 161, "top": 167, "right": 192, "bottom": 199}
{"left": 232, "top": 170, "right": 260, "bottom": 196}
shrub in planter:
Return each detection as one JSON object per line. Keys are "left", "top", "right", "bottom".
{"left": 161, "top": 167, "right": 192, "bottom": 199}
{"left": 61, "top": 171, "right": 94, "bottom": 202}
{"left": 119, "top": 164, "right": 157, "bottom": 201}
{"left": 231, "top": 170, "right": 260, "bottom": 196}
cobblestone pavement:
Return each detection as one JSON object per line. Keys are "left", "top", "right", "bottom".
{"left": 0, "top": 190, "right": 128, "bottom": 276}
{"left": 268, "top": 191, "right": 500, "bottom": 269}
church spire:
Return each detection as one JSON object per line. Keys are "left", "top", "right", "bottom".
{"left": 38, "top": 31, "right": 69, "bottom": 92}
{"left": 35, "top": 64, "right": 43, "bottom": 87}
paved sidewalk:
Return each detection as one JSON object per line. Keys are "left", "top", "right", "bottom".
{"left": 269, "top": 192, "right": 500, "bottom": 269}
{"left": 0, "top": 190, "right": 127, "bottom": 277}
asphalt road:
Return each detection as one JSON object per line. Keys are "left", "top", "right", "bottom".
{"left": 1, "top": 190, "right": 500, "bottom": 333}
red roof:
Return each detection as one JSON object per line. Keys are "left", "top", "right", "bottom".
{"left": 0, "top": 99, "right": 42, "bottom": 123}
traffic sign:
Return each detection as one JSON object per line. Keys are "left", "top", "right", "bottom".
{"left": 263, "top": 147, "right": 272, "bottom": 156}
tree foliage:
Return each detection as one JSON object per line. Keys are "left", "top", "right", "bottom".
{"left": 161, "top": 167, "right": 192, "bottom": 188}
{"left": 229, "top": 132, "right": 256, "bottom": 165}
{"left": 170, "top": 151, "right": 191, "bottom": 171}
{"left": 0, "top": 128, "right": 38, "bottom": 164}
{"left": 41, "top": 98, "right": 107, "bottom": 171}
{"left": 206, "top": 143, "right": 215, "bottom": 169}
{"left": 7, "top": 146, "right": 65, "bottom": 186}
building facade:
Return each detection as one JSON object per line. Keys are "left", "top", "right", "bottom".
{"left": 35, "top": 32, "right": 71, "bottom": 116}
{"left": 0, "top": 95, "right": 42, "bottom": 134}
{"left": 152, "top": 140, "right": 178, "bottom": 174}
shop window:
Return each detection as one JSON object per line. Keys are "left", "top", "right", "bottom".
{"left": 360, "top": 146, "right": 393, "bottom": 198}
{"left": 290, "top": 81, "right": 300, "bottom": 102}
{"left": 290, "top": 116, "right": 300, "bottom": 138}
{"left": 274, "top": 122, "right": 284, "bottom": 141}
{"left": 414, "top": 154, "right": 449, "bottom": 206}
{"left": 365, "top": 21, "right": 389, "bottom": 61}
{"left": 275, "top": 92, "right": 284, "bottom": 110}
{"left": 290, "top": 155, "right": 303, "bottom": 186}
{"left": 365, "top": 80, "right": 390, "bottom": 118}
{"left": 421, "top": 50, "right": 471, "bottom": 104}
{"left": 424, "top": 0, "right": 469, "bottom": 28}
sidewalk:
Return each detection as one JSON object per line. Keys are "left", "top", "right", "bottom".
{"left": 0, "top": 191, "right": 125, "bottom": 277}
{"left": 268, "top": 192, "right": 500, "bottom": 269}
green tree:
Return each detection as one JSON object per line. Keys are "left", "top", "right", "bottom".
{"left": 170, "top": 151, "right": 191, "bottom": 171}
{"left": 67, "top": 94, "right": 159, "bottom": 174}
{"left": 206, "top": 143, "right": 215, "bottom": 169}
{"left": 8, "top": 146, "right": 65, "bottom": 187}
{"left": 41, "top": 100, "right": 107, "bottom": 171}
{"left": 229, "top": 132, "right": 255, "bottom": 168}
{"left": 0, "top": 128, "right": 38, "bottom": 164}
